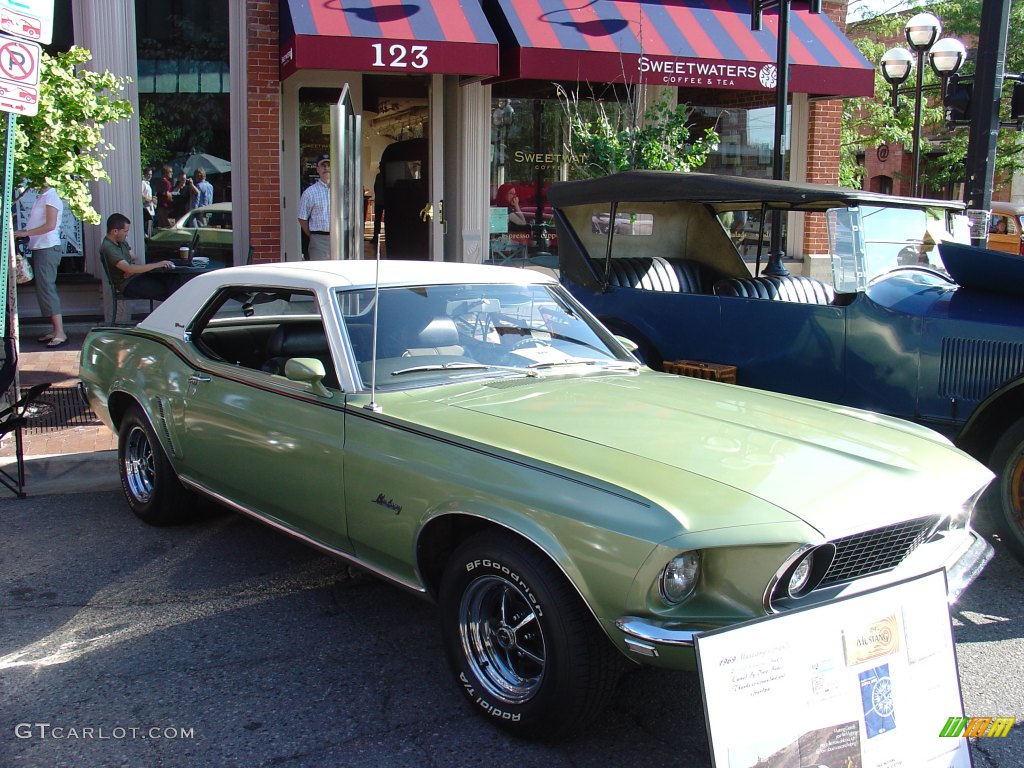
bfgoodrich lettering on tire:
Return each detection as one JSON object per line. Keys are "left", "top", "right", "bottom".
{"left": 118, "top": 404, "right": 193, "bottom": 526}
{"left": 439, "top": 531, "right": 620, "bottom": 739}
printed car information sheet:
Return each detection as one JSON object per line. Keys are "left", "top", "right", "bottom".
{"left": 695, "top": 570, "right": 970, "bottom": 768}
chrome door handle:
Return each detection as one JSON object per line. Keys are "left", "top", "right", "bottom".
{"left": 188, "top": 373, "right": 212, "bottom": 384}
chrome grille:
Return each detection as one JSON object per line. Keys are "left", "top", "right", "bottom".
{"left": 819, "top": 516, "right": 940, "bottom": 587}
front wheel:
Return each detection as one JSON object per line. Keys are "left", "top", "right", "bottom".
{"left": 985, "top": 416, "right": 1024, "bottom": 564}
{"left": 439, "top": 532, "right": 620, "bottom": 740}
{"left": 118, "top": 404, "right": 193, "bottom": 526}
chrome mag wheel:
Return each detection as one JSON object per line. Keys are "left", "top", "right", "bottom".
{"left": 123, "top": 424, "right": 155, "bottom": 503}
{"left": 459, "top": 574, "right": 546, "bottom": 704}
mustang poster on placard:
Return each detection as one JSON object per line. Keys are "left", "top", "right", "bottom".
{"left": 695, "top": 570, "right": 970, "bottom": 768}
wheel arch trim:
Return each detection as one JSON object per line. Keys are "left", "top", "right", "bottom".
{"left": 957, "top": 375, "right": 1024, "bottom": 462}
{"left": 416, "top": 510, "right": 624, "bottom": 647}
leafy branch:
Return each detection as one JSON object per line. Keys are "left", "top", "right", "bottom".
{"left": 1, "top": 46, "right": 133, "bottom": 224}
{"left": 557, "top": 85, "right": 720, "bottom": 178}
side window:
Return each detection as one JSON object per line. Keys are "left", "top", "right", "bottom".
{"left": 190, "top": 287, "right": 340, "bottom": 389}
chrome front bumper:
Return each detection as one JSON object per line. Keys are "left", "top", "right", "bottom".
{"left": 945, "top": 531, "right": 994, "bottom": 603}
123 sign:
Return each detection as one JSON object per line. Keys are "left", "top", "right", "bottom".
{"left": 371, "top": 42, "right": 428, "bottom": 70}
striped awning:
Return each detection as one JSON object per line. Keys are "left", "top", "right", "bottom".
{"left": 482, "top": 0, "right": 874, "bottom": 97}
{"left": 280, "top": 0, "right": 500, "bottom": 79}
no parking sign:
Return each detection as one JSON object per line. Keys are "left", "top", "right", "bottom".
{"left": 0, "top": 31, "right": 40, "bottom": 116}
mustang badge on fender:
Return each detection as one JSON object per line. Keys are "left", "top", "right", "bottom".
{"left": 373, "top": 493, "right": 402, "bottom": 515}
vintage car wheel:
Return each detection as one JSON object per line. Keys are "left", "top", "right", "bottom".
{"left": 439, "top": 532, "right": 620, "bottom": 739}
{"left": 118, "top": 405, "right": 192, "bottom": 526}
{"left": 988, "top": 417, "right": 1024, "bottom": 564}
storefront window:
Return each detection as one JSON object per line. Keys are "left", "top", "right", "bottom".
{"left": 136, "top": 0, "right": 231, "bottom": 209}
{"left": 695, "top": 104, "right": 791, "bottom": 260}
{"left": 487, "top": 98, "right": 566, "bottom": 265}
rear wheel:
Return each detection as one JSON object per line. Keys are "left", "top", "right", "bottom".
{"left": 118, "top": 405, "right": 193, "bottom": 525}
{"left": 439, "top": 531, "right": 621, "bottom": 740}
{"left": 986, "top": 416, "right": 1024, "bottom": 564}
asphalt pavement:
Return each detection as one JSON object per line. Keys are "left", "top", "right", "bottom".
{"left": 2, "top": 487, "right": 1022, "bottom": 767}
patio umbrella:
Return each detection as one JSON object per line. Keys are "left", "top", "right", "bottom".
{"left": 177, "top": 153, "right": 231, "bottom": 175}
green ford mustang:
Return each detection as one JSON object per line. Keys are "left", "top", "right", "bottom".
{"left": 79, "top": 260, "right": 993, "bottom": 739}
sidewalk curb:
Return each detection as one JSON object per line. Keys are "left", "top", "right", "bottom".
{"left": 0, "top": 450, "right": 120, "bottom": 498}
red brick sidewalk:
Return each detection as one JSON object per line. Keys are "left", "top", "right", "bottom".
{"left": 1, "top": 330, "right": 117, "bottom": 458}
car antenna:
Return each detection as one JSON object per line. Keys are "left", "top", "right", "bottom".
{"left": 364, "top": 237, "right": 383, "bottom": 413}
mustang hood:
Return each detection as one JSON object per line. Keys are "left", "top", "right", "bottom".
{"left": 411, "top": 372, "right": 992, "bottom": 539}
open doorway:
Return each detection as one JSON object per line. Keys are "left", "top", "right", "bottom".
{"left": 363, "top": 75, "right": 432, "bottom": 260}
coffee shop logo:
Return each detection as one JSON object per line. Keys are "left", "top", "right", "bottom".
{"left": 759, "top": 64, "right": 778, "bottom": 89}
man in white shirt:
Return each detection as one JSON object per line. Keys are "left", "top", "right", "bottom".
{"left": 298, "top": 154, "right": 331, "bottom": 260}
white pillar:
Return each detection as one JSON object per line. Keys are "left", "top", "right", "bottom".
{"left": 229, "top": 0, "right": 249, "bottom": 266}
{"left": 72, "top": 0, "right": 142, "bottom": 319}
{"left": 454, "top": 82, "right": 489, "bottom": 264}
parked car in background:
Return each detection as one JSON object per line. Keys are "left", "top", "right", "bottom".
{"left": 146, "top": 202, "right": 232, "bottom": 266}
{"left": 988, "top": 200, "right": 1024, "bottom": 256}
{"left": 550, "top": 171, "right": 1024, "bottom": 562}
{"left": 79, "top": 261, "right": 992, "bottom": 739}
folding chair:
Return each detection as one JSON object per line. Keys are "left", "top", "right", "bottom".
{"left": 0, "top": 382, "right": 52, "bottom": 498}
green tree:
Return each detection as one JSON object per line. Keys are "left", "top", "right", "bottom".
{"left": 1, "top": 46, "right": 133, "bottom": 224}
{"left": 841, "top": 1, "right": 1024, "bottom": 194}
{"left": 558, "top": 86, "right": 719, "bottom": 179}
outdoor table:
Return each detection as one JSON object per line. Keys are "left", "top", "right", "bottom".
{"left": 122, "top": 262, "right": 225, "bottom": 301}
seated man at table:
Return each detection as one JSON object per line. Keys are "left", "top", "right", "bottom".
{"left": 101, "top": 213, "right": 175, "bottom": 300}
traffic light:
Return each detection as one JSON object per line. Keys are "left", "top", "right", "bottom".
{"left": 944, "top": 73, "right": 973, "bottom": 124}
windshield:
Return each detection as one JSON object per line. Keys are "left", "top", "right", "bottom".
{"left": 827, "top": 205, "right": 965, "bottom": 291}
{"left": 335, "top": 282, "right": 635, "bottom": 391}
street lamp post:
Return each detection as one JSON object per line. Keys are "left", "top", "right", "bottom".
{"left": 880, "top": 13, "right": 965, "bottom": 198}
{"left": 751, "top": 0, "right": 823, "bottom": 277}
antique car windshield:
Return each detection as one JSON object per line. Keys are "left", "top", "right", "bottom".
{"left": 827, "top": 205, "right": 968, "bottom": 291}
{"left": 335, "top": 282, "right": 635, "bottom": 391}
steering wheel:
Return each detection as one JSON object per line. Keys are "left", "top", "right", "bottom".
{"left": 868, "top": 265, "right": 954, "bottom": 287}
{"left": 510, "top": 335, "right": 551, "bottom": 352}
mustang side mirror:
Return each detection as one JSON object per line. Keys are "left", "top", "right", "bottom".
{"left": 284, "top": 358, "right": 334, "bottom": 399}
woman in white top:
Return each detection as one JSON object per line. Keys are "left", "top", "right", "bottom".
{"left": 14, "top": 186, "right": 65, "bottom": 346}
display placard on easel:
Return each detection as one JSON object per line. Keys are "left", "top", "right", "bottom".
{"left": 695, "top": 570, "right": 970, "bottom": 768}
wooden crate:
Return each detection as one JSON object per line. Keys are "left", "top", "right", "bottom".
{"left": 663, "top": 359, "right": 738, "bottom": 384}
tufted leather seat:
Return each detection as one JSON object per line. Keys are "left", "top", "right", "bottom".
{"left": 713, "top": 275, "right": 835, "bottom": 305}
{"left": 596, "top": 257, "right": 710, "bottom": 293}
{"left": 261, "top": 320, "right": 338, "bottom": 387}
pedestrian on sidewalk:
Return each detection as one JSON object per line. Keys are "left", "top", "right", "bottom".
{"left": 14, "top": 185, "right": 66, "bottom": 347}
{"left": 298, "top": 154, "right": 331, "bottom": 260}
{"left": 153, "top": 165, "right": 174, "bottom": 229}
{"left": 141, "top": 168, "right": 155, "bottom": 237}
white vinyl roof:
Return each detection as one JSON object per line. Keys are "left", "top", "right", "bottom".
{"left": 138, "top": 260, "right": 555, "bottom": 336}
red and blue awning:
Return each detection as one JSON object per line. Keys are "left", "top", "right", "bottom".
{"left": 280, "top": 0, "right": 500, "bottom": 79}
{"left": 482, "top": 0, "right": 873, "bottom": 97}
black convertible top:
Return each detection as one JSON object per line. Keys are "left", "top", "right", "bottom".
{"left": 547, "top": 170, "right": 965, "bottom": 212}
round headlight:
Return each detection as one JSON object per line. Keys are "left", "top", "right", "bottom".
{"left": 788, "top": 553, "right": 813, "bottom": 597}
{"left": 660, "top": 552, "right": 700, "bottom": 604}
